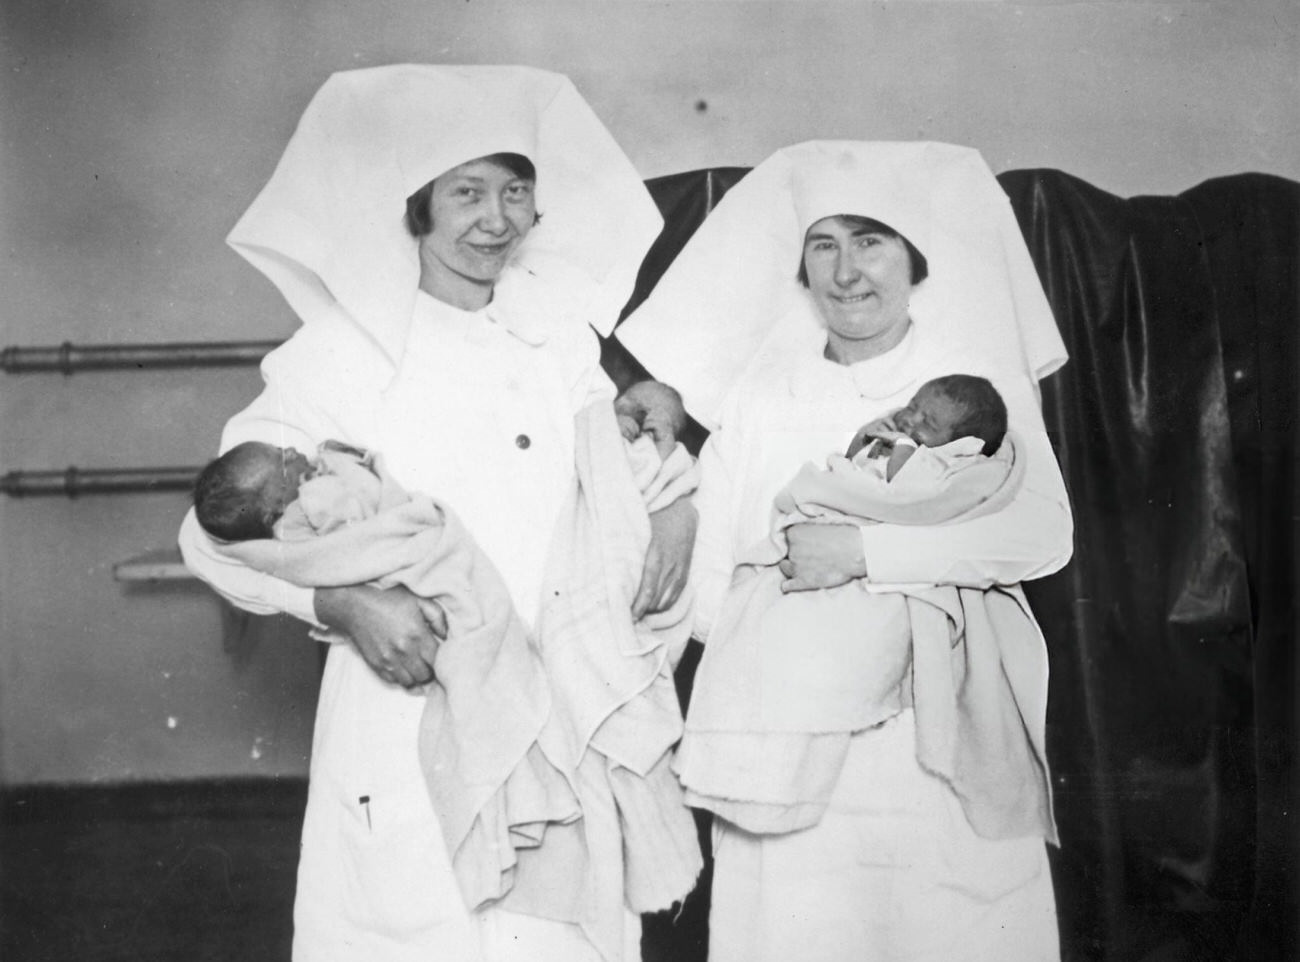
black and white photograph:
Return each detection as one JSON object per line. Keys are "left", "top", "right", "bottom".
{"left": 1, "top": 2, "right": 1297, "bottom": 960}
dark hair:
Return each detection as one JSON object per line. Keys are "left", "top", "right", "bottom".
{"left": 193, "top": 442, "right": 281, "bottom": 542}
{"left": 404, "top": 152, "right": 538, "bottom": 237}
{"left": 796, "top": 215, "right": 929, "bottom": 287}
{"left": 925, "top": 374, "right": 1008, "bottom": 455}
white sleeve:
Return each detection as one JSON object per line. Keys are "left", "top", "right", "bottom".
{"left": 179, "top": 510, "right": 320, "bottom": 623}
{"left": 688, "top": 393, "right": 744, "bottom": 643}
{"left": 858, "top": 427, "right": 1073, "bottom": 587}
{"left": 574, "top": 342, "right": 617, "bottom": 411}
{"left": 176, "top": 348, "right": 331, "bottom": 626}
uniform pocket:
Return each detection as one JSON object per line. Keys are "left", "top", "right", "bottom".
{"left": 336, "top": 780, "right": 465, "bottom": 938}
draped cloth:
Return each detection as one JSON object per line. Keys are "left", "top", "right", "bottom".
{"left": 503, "top": 401, "right": 702, "bottom": 962}
{"left": 212, "top": 471, "right": 578, "bottom": 910}
{"left": 1004, "top": 169, "right": 1294, "bottom": 961}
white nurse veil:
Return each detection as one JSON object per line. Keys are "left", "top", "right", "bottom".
{"left": 615, "top": 141, "right": 1066, "bottom": 431}
{"left": 227, "top": 64, "right": 663, "bottom": 366}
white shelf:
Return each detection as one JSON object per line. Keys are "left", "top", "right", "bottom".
{"left": 114, "top": 548, "right": 194, "bottom": 582}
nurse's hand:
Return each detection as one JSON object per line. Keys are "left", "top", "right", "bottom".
{"left": 315, "top": 584, "right": 445, "bottom": 688}
{"left": 779, "top": 523, "right": 867, "bottom": 593}
{"left": 633, "top": 497, "right": 698, "bottom": 617}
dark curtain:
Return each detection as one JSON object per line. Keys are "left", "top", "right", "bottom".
{"left": 607, "top": 167, "right": 1299, "bottom": 962}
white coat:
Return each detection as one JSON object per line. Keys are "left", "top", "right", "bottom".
{"left": 180, "top": 279, "right": 635, "bottom": 961}
{"left": 691, "top": 321, "right": 1072, "bottom": 962}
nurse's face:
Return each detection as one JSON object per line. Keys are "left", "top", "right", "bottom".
{"left": 802, "top": 215, "right": 916, "bottom": 363}
{"left": 418, "top": 156, "right": 536, "bottom": 308}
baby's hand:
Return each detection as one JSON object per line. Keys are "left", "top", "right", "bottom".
{"left": 615, "top": 381, "right": 686, "bottom": 460}
{"left": 616, "top": 410, "right": 643, "bottom": 443}
{"left": 846, "top": 416, "right": 907, "bottom": 459}
{"left": 871, "top": 426, "right": 911, "bottom": 445}
{"left": 416, "top": 599, "right": 449, "bottom": 642}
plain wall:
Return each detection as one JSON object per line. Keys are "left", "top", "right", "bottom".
{"left": 1, "top": 0, "right": 1296, "bottom": 784}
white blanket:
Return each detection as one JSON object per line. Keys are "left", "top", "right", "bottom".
{"left": 677, "top": 433, "right": 1057, "bottom": 843}
{"left": 503, "top": 401, "right": 703, "bottom": 962}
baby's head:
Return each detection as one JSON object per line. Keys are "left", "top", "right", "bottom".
{"left": 895, "top": 375, "right": 1007, "bottom": 455}
{"left": 193, "top": 441, "right": 316, "bottom": 542}
{"left": 614, "top": 380, "right": 688, "bottom": 457}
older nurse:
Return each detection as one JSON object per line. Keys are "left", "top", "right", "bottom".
{"left": 618, "top": 141, "right": 1073, "bottom": 961}
{"left": 179, "top": 65, "right": 692, "bottom": 961}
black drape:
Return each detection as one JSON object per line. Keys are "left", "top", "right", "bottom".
{"left": 1004, "top": 169, "right": 1298, "bottom": 962}
{"left": 607, "top": 166, "right": 1299, "bottom": 962}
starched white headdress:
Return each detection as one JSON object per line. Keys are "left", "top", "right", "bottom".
{"left": 227, "top": 64, "right": 662, "bottom": 366}
{"left": 616, "top": 141, "right": 1066, "bottom": 430}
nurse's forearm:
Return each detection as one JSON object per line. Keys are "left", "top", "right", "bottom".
{"left": 632, "top": 498, "right": 698, "bottom": 617}
{"left": 178, "top": 509, "right": 319, "bottom": 623}
{"left": 315, "top": 584, "right": 443, "bottom": 689}
{"left": 778, "top": 523, "right": 867, "bottom": 593}
{"left": 859, "top": 492, "right": 1073, "bottom": 586}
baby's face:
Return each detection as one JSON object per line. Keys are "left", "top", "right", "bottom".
{"left": 892, "top": 386, "right": 966, "bottom": 448}
{"left": 251, "top": 445, "right": 316, "bottom": 516}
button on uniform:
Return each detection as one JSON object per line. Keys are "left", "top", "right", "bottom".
{"left": 515, "top": 434, "right": 531, "bottom": 450}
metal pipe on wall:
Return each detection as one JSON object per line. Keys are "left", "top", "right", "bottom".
{"left": 1, "top": 340, "right": 282, "bottom": 374}
{"left": 1, "top": 467, "right": 201, "bottom": 498}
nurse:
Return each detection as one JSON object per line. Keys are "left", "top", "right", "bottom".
{"left": 179, "top": 65, "right": 692, "bottom": 961}
{"left": 617, "top": 141, "right": 1073, "bottom": 961}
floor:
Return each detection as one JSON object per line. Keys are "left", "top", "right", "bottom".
{"left": 3, "top": 775, "right": 1274, "bottom": 962}
{"left": 0, "top": 778, "right": 710, "bottom": 962}
{"left": 2, "top": 780, "right": 304, "bottom": 962}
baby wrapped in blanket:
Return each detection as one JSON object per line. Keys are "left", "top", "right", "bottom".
{"left": 677, "top": 374, "right": 1051, "bottom": 839}
{"left": 193, "top": 382, "right": 703, "bottom": 932}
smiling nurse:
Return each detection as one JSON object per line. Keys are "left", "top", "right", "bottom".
{"left": 407, "top": 154, "right": 539, "bottom": 309}
{"left": 618, "top": 140, "right": 1074, "bottom": 962}
{"left": 179, "top": 66, "right": 691, "bottom": 962}
{"left": 799, "top": 214, "right": 928, "bottom": 364}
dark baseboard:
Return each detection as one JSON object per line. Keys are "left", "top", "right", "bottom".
{"left": 1, "top": 776, "right": 309, "bottom": 825}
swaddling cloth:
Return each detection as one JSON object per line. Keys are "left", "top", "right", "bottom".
{"left": 677, "top": 432, "right": 1055, "bottom": 844}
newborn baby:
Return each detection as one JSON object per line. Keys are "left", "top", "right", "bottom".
{"left": 844, "top": 373, "right": 1008, "bottom": 481}
{"left": 677, "top": 373, "right": 1026, "bottom": 835}
{"left": 195, "top": 380, "right": 691, "bottom": 546}
{"left": 614, "top": 379, "right": 688, "bottom": 461}
{"left": 193, "top": 439, "right": 380, "bottom": 543}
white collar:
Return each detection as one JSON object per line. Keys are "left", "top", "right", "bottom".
{"left": 789, "top": 321, "right": 924, "bottom": 404}
{"left": 410, "top": 281, "right": 550, "bottom": 349}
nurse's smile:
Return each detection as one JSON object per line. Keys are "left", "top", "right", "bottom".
{"left": 417, "top": 156, "right": 537, "bottom": 309}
